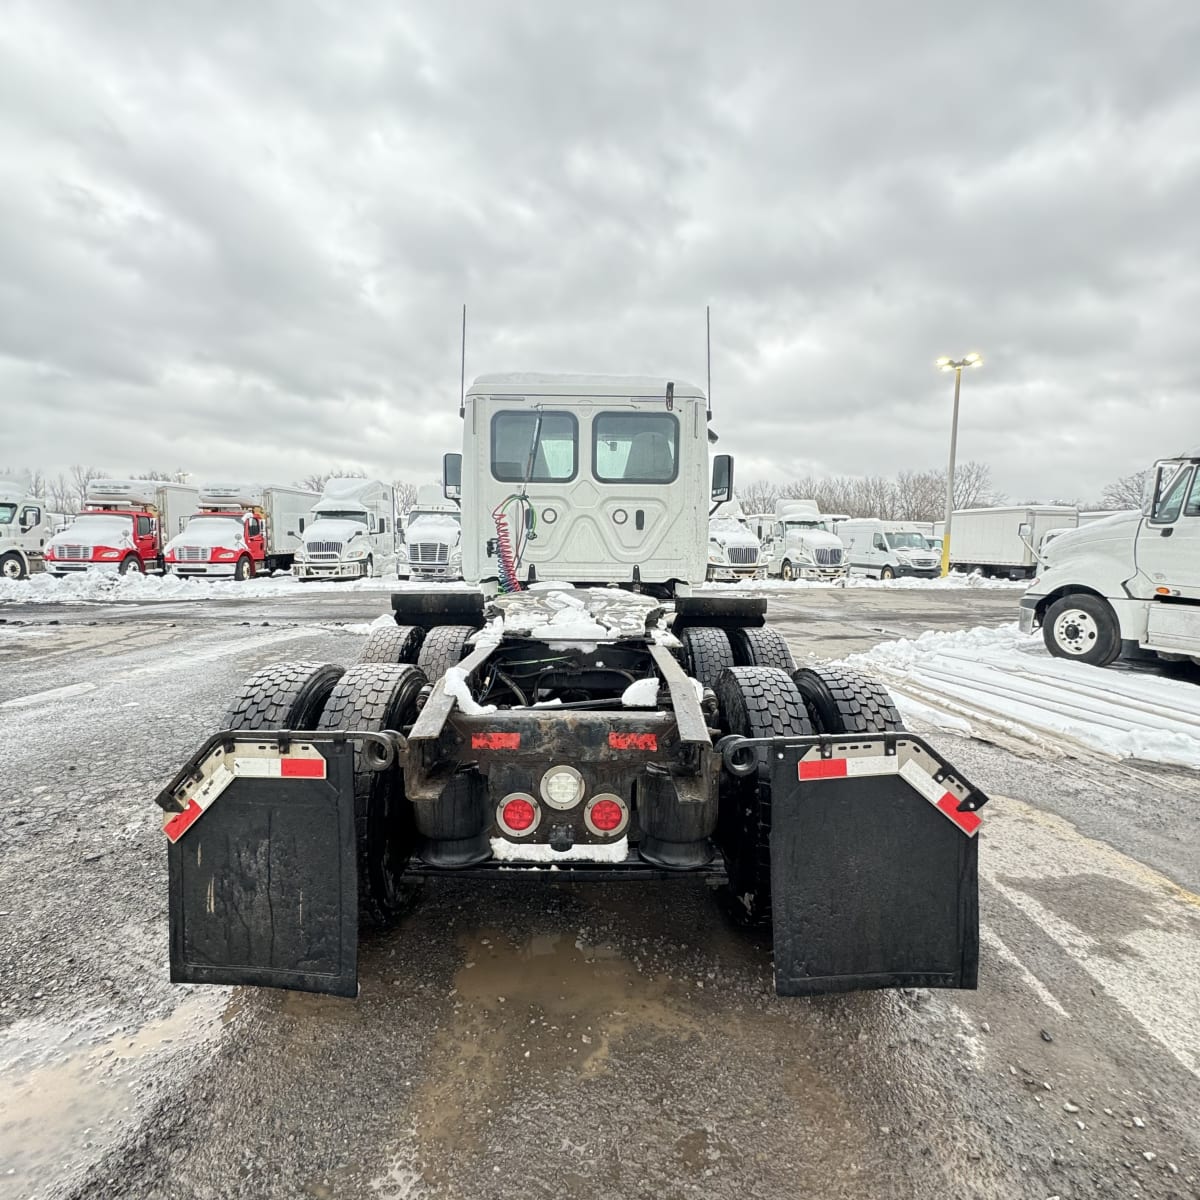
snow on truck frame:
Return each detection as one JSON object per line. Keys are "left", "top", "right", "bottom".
{"left": 156, "top": 373, "right": 987, "bottom": 1000}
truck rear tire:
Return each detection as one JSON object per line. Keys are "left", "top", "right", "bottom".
{"left": 357, "top": 624, "right": 426, "bottom": 665}
{"left": 729, "top": 626, "right": 795, "bottom": 671}
{"left": 1043, "top": 594, "right": 1121, "bottom": 667}
{"left": 716, "top": 666, "right": 814, "bottom": 924}
{"left": 317, "top": 663, "right": 426, "bottom": 924}
{"left": 223, "top": 662, "right": 345, "bottom": 730}
{"left": 417, "top": 625, "right": 475, "bottom": 681}
{"left": 0, "top": 552, "right": 27, "bottom": 580}
{"left": 791, "top": 665, "right": 903, "bottom": 733}
{"left": 681, "top": 626, "right": 735, "bottom": 690}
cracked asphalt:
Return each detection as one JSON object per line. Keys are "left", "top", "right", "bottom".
{"left": 0, "top": 585, "right": 1197, "bottom": 1200}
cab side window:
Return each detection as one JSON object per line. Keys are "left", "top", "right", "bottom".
{"left": 137, "top": 516, "right": 152, "bottom": 536}
{"left": 20, "top": 507, "right": 40, "bottom": 530}
{"left": 1152, "top": 467, "right": 1192, "bottom": 524}
{"left": 1184, "top": 470, "right": 1200, "bottom": 518}
{"left": 873, "top": 534, "right": 887, "bottom": 551}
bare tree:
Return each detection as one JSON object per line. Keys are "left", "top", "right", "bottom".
{"left": 1101, "top": 469, "right": 1151, "bottom": 511}
{"left": 738, "top": 480, "right": 781, "bottom": 515}
{"left": 949, "top": 461, "right": 1001, "bottom": 511}
{"left": 392, "top": 480, "right": 419, "bottom": 514}
{"left": 69, "top": 465, "right": 106, "bottom": 510}
{"left": 132, "top": 469, "right": 191, "bottom": 483}
{"left": 297, "top": 467, "right": 368, "bottom": 494}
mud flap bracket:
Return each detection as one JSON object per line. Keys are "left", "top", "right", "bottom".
{"left": 166, "top": 737, "right": 359, "bottom": 997}
{"left": 764, "top": 734, "right": 982, "bottom": 996}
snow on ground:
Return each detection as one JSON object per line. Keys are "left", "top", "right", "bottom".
{"left": 0, "top": 571, "right": 475, "bottom": 605}
{"left": 699, "top": 571, "right": 1026, "bottom": 593}
{"left": 841, "top": 623, "right": 1200, "bottom": 769}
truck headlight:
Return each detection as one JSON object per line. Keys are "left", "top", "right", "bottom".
{"left": 347, "top": 545, "right": 367, "bottom": 559}
{"left": 99, "top": 550, "right": 122, "bottom": 560}
{"left": 397, "top": 547, "right": 409, "bottom": 563}
{"left": 295, "top": 547, "right": 308, "bottom": 561}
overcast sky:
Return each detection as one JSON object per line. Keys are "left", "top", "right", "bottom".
{"left": 2, "top": 0, "right": 1197, "bottom": 502}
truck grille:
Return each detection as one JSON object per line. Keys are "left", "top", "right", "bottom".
{"left": 307, "top": 541, "right": 343, "bottom": 558}
{"left": 57, "top": 545, "right": 90, "bottom": 560}
{"left": 727, "top": 546, "right": 757, "bottom": 565}
{"left": 177, "top": 546, "right": 209, "bottom": 562}
{"left": 410, "top": 542, "right": 449, "bottom": 564}
{"left": 813, "top": 547, "right": 844, "bottom": 566}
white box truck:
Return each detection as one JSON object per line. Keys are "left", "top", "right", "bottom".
{"left": 1021, "top": 448, "right": 1200, "bottom": 667}
{"left": 398, "top": 484, "right": 463, "bottom": 581}
{"left": 0, "top": 478, "right": 66, "bottom": 580}
{"left": 165, "top": 484, "right": 318, "bottom": 580}
{"left": 752, "top": 500, "right": 847, "bottom": 581}
{"left": 948, "top": 506, "right": 1078, "bottom": 579}
{"left": 839, "top": 519, "right": 940, "bottom": 579}
{"left": 293, "top": 478, "right": 397, "bottom": 582}
{"left": 45, "top": 480, "right": 199, "bottom": 575}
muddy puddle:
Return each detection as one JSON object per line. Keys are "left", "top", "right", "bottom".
{"left": 0, "top": 995, "right": 222, "bottom": 1199}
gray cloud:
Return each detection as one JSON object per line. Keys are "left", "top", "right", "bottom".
{"left": 2, "top": 0, "right": 1198, "bottom": 500}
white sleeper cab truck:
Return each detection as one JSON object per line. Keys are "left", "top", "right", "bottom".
{"left": 1021, "top": 448, "right": 1200, "bottom": 667}
{"left": 840, "top": 519, "right": 940, "bottom": 580}
{"left": 707, "top": 501, "right": 764, "bottom": 581}
{"left": 756, "top": 500, "right": 847, "bottom": 581}
{"left": 294, "top": 478, "right": 396, "bottom": 582}
{"left": 156, "top": 371, "right": 989, "bottom": 1006}
{"left": 398, "top": 483, "right": 462, "bottom": 581}
{"left": 0, "top": 478, "right": 64, "bottom": 580}
{"left": 949, "top": 506, "right": 1078, "bottom": 580}
{"left": 45, "top": 480, "right": 198, "bottom": 576}
{"left": 165, "top": 484, "right": 317, "bottom": 580}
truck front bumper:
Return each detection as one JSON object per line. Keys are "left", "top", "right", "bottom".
{"left": 896, "top": 566, "right": 940, "bottom": 579}
{"left": 293, "top": 561, "right": 370, "bottom": 580}
{"left": 168, "top": 563, "right": 237, "bottom": 578}
{"left": 410, "top": 565, "right": 459, "bottom": 580}
{"left": 1018, "top": 596, "right": 1040, "bottom": 634}
{"left": 798, "top": 566, "right": 847, "bottom": 580}
{"left": 46, "top": 561, "right": 122, "bottom": 575}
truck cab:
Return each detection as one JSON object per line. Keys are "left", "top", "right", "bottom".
{"left": 294, "top": 478, "right": 397, "bottom": 582}
{"left": 0, "top": 481, "right": 64, "bottom": 580}
{"left": 1021, "top": 448, "right": 1200, "bottom": 666}
{"left": 398, "top": 483, "right": 463, "bottom": 581}
{"left": 755, "top": 500, "right": 847, "bottom": 581}
{"left": 706, "top": 502, "right": 764, "bottom": 581}
{"left": 450, "top": 374, "right": 722, "bottom": 594}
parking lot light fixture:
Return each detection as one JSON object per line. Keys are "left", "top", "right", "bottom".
{"left": 937, "top": 354, "right": 984, "bottom": 577}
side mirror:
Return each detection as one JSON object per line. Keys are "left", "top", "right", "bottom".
{"left": 1018, "top": 522, "right": 1032, "bottom": 540}
{"left": 711, "top": 454, "right": 733, "bottom": 504}
{"left": 443, "top": 452, "right": 463, "bottom": 501}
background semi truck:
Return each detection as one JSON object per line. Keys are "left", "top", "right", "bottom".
{"left": 752, "top": 499, "right": 847, "bottom": 580}
{"left": 157, "top": 373, "right": 987, "bottom": 1003}
{"left": 707, "top": 500, "right": 764, "bottom": 580}
{"left": 0, "top": 477, "right": 65, "bottom": 580}
{"left": 398, "top": 483, "right": 463, "bottom": 581}
{"left": 1021, "top": 448, "right": 1200, "bottom": 667}
{"left": 165, "top": 484, "right": 317, "bottom": 580}
{"left": 949, "top": 506, "right": 1078, "bottom": 579}
{"left": 294, "top": 478, "right": 397, "bottom": 581}
{"left": 45, "top": 480, "right": 198, "bottom": 576}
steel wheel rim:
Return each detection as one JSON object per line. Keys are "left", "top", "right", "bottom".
{"left": 1052, "top": 608, "right": 1097, "bottom": 655}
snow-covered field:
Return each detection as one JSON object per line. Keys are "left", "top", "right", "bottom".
{"left": 0, "top": 569, "right": 1024, "bottom": 605}
{"left": 842, "top": 623, "right": 1200, "bottom": 769}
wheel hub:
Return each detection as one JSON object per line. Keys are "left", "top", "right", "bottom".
{"left": 1053, "top": 609, "right": 1095, "bottom": 654}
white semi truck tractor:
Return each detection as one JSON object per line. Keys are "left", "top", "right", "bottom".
{"left": 0, "top": 477, "right": 64, "bottom": 580}
{"left": 1021, "top": 448, "right": 1200, "bottom": 667}
{"left": 398, "top": 483, "right": 463, "bottom": 581}
{"left": 756, "top": 500, "right": 848, "bottom": 581}
{"left": 155, "top": 373, "right": 988, "bottom": 1001}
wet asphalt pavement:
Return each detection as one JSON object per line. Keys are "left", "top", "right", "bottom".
{"left": 0, "top": 585, "right": 1197, "bottom": 1200}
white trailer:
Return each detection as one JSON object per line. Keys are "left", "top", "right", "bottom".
{"left": 949, "top": 506, "right": 1077, "bottom": 579}
{"left": 293, "top": 478, "right": 397, "bottom": 582}
{"left": 399, "top": 483, "right": 463, "bottom": 581}
{"left": 752, "top": 500, "right": 847, "bottom": 581}
{"left": 165, "top": 484, "right": 317, "bottom": 579}
{"left": 0, "top": 478, "right": 65, "bottom": 580}
{"left": 1022, "top": 449, "right": 1200, "bottom": 667}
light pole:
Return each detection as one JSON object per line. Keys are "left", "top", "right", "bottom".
{"left": 935, "top": 352, "right": 982, "bottom": 577}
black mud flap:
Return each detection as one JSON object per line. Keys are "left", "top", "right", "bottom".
{"left": 767, "top": 734, "right": 984, "bottom": 996}
{"left": 162, "top": 735, "right": 360, "bottom": 997}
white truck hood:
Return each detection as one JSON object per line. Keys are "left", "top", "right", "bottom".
{"left": 166, "top": 519, "right": 245, "bottom": 553}
{"left": 407, "top": 516, "right": 461, "bottom": 547}
{"left": 1037, "top": 508, "right": 1142, "bottom": 569}
{"left": 788, "top": 529, "right": 842, "bottom": 553}
{"left": 302, "top": 519, "right": 369, "bottom": 547}
{"left": 48, "top": 517, "right": 134, "bottom": 550}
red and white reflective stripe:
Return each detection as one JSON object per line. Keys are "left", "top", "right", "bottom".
{"left": 233, "top": 756, "right": 326, "bottom": 779}
{"left": 797, "top": 754, "right": 981, "bottom": 837}
{"left": 798, "top": 756, "right": 898, "bottom": 780}
{"left": 163, "top": 763, "right": 235, "bottom": 844}
{"left": 163, "top": 750, "right": 326, "bottom": 842}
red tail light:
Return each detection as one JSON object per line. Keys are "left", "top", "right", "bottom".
{"left": 497, "top": 793, "right": 539, "bottom": 837}
{"left": 585, "top": 794, "right": 628, "bottom": 837}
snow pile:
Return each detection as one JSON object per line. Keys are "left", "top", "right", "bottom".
{"left": 442, "top": 666, "right": 496, "bottom": 716}
{"left": 621, "top": 678, "right": 660, "bottom": 707}
{"left": 489, "top": 835, "right": 630, "bottom": 864}
{"left": 0, "top": 570, "right": 211, "bottom": 604}
{"left": 841, "top": 624, "right": 1200, "bottom": 769}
